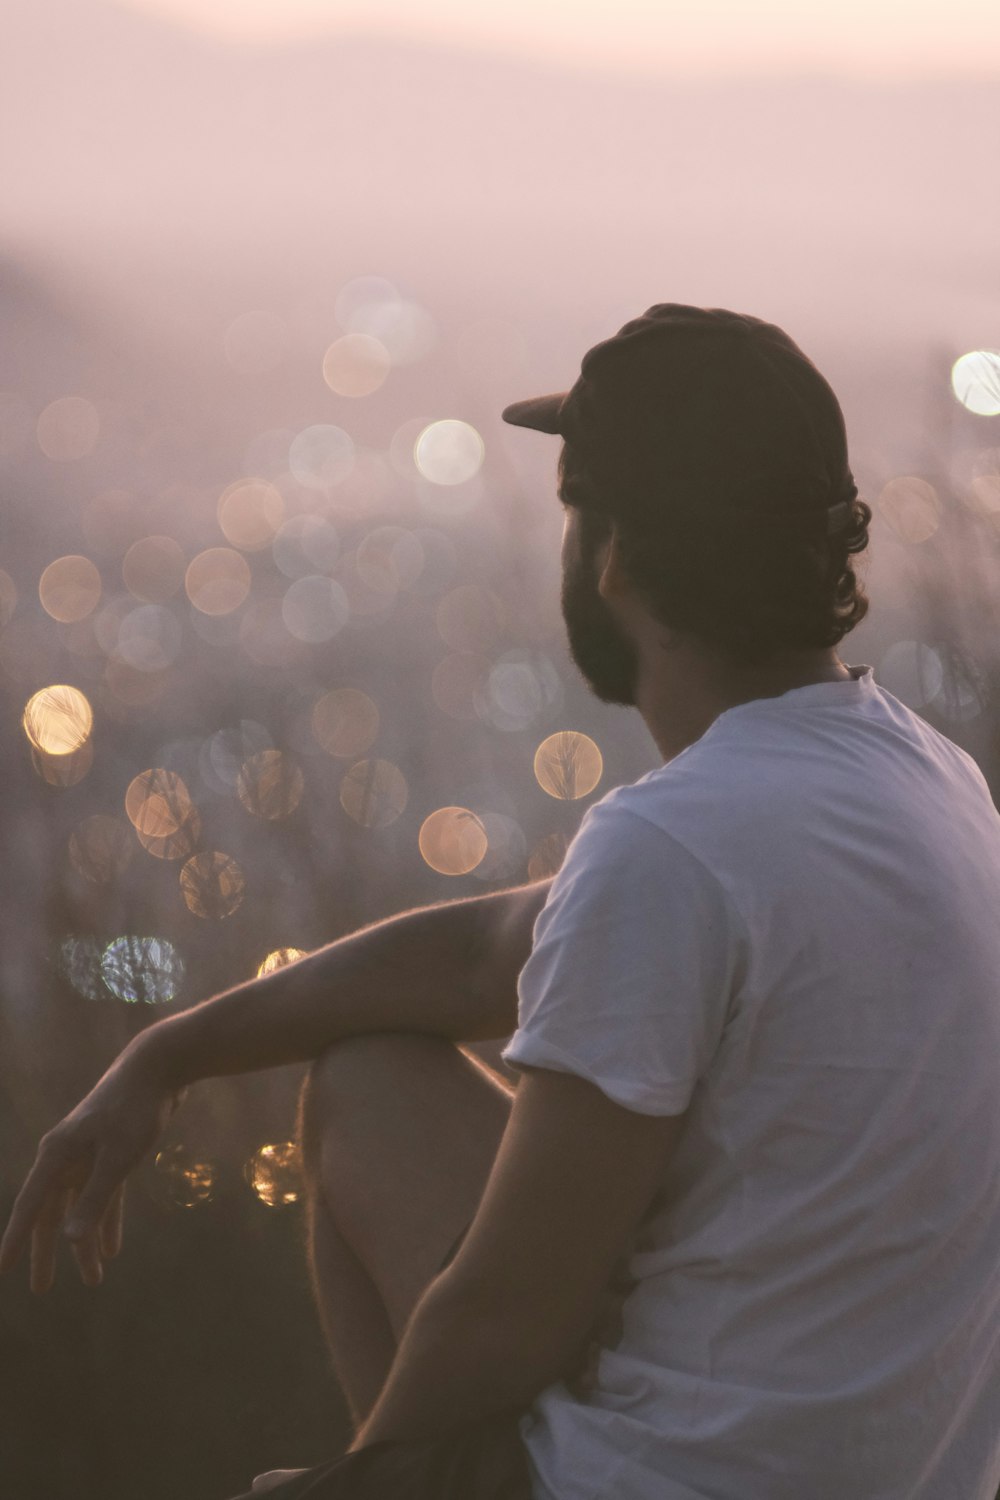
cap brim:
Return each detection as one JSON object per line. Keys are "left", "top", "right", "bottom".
{"left": 501, "top": 393, "right": 568, "bottom": 434}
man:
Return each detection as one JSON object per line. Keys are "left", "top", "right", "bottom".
{"left": 2, "top": 305, "right": 999, "bottom": 1500}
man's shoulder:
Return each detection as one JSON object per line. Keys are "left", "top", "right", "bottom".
{"left": 561, "top": 775, "right": 733, "bottom": 903}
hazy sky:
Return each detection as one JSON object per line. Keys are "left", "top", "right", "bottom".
{"left": 114, "top": 0, "right": 1000, "bottom": 75}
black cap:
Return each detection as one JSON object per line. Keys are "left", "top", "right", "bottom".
{"left": 502, "top": 304, "right": 856, "bottom": 537}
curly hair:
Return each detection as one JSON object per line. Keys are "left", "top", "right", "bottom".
{"left": 558, "top": 444, "right": 872, "bottom": 671}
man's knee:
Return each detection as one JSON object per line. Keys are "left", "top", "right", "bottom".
{"left": 296, "top": 1032, "right": 460, "bottom": 1178}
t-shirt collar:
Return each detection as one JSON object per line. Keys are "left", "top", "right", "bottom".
{"left": 709, "top": 662, "right": 876, "bottom": 730}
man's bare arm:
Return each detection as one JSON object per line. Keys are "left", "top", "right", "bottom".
{"left": 0, "top": 878, "right": 552, "bottom": 1290}
{"left": 135, "top": 876, "right": 553, "bottom": 1090}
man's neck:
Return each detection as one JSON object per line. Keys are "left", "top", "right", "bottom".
{"left": 637, "top": 647, "right": 853, "bottom": 763}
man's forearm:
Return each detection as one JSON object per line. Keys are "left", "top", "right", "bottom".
{"left": 127, "top": 880, "right": 552, "bottom": 1090}
{"left": 349, "top": 1270, "right": 565, "bottom": 1450}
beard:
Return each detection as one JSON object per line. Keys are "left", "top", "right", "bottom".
{"left": 560, "top": 538, "right": 640, "bottom": 707}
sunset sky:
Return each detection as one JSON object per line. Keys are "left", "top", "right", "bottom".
{"left": 111, "top": 0, "right": 1000, "bottom": 77}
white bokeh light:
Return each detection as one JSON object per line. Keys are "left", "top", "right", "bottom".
{"left": 415, "top": 420, "right": 485, "bottom": 485}
{"left": 116, "top": 604, "right": 184, "bottom": 672}
{"left": 336, "top": 277, "right": 437, "bottom": 366}
{"left": 877, "top": 640, "right": 945, "bottom": 708}
{"left": 281, "top": 575, "right": 350, "bottom": 642}
{"left": 951, "top": 351, "right": 1000, "bottom": 417}
{"left": 272, "top": 515, "right": 341, "bottom": 579}
{"left": 288, "top": 424, "right": 355, "bottom": 489}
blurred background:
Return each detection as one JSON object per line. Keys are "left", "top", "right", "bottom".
{"left": 2, "top": 0, "right": 999, "bottom": 1495}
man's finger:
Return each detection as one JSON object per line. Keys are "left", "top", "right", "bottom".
{"left": 63, "top": 1152, "right": 127, "bottom": 1244}
{"left": 98, "top": 1184, "right": 125, "bottom": 1260}
{"left": 0, "top": 1153, "right": 72, "bottom": 1275}
{"left": 29, "top": 1187, "right": 72, "bottom": 1295}
{"left": 69, "top": 1228, "right": 104, "bottom": 1287}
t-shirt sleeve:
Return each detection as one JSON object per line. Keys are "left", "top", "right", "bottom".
{"left": 500, "top": 795, "right": 744, "bottom": 1115}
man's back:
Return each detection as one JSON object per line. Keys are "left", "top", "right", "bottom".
{"left": 502, "top": 664, "right": 1000, "bottom": 1500}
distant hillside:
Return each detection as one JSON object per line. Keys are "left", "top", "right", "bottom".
{"left": 4, "top": 0, "right": 998, "bottom": 359}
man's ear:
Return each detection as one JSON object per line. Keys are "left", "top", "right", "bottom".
{"left": 596, "top": 524, "right": 629, "bottom": 601}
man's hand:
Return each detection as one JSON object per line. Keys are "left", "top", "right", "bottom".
{"left": 0, "top": 1043, "right": 185, "bottom": 1293}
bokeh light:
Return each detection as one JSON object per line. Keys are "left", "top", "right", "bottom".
{"left": 472, "top": 812, "right": 528, "bottom": 883}
{"left": 877, "top": 640, "right": 945, "bottom": 709}
{"left": 180, "top": 851, "right": 246, "bottom": 919}
{"left": 23, "top": 684, "right": 94, "bottom": 755}
{"left": 969, "top": 473, "right": 1000, "bottom": 525}
{"left": 877, "top": 476, "right": 941, "bottom": 544}
{"left": 337, "top": 279, "right": 436, "bottom": 365}
{"left": 389, "top": 416, "right": 434, "bottom": 480}
{"left": 246, "top": 1142, "right": 303, "bottom": 1207}
{"left": 340, "top": 758, "right": 408, "bottom": 828}
{"left": 59, "top": 936, "right": 104, "bottom": 1000}
{"left": 310, "top": 688, "right": 379, "bottom": 758}
{"left": 933, "top": 674, "right": 984, "bottom": 723}
{"left": 94, "top": 594, "right": 139, "bottom": 657}
{"left": 115, "top": 604, "right": 184, "bottom": 672}
{"left": 199, "top": 721, "right": 269, "bottom": 792}
{"left": 32, "top": 740, "right": 94, "bottom": 787}
{"left": 355, "top": 526, "right": 424, "bottom": 595}
{"left": 257, "top": 948, "right": 307, "bottom": 977}
{"left": 527, "top": 831, "right": 570, "bottom": 881}
{"left": 154, "top": 1145, "right": 215, "bottom": 1208}
{"left": 218, "top": 479, "right": 285, "bottom": 552}
{"left": 39, "top": 555, "right": 102, "bottom": 623}
{"left": 135, "top": 805, "right": 202, "bottom": 861}
{"left": 236, "top": 749, "right": 304, "bottom": 820}
{"left": 281, "top": 575, "right": 350, "bottom": 642}
{"left": 36, "top": 396, "right": 100, "bottom": 461}
{"left": 272, "top": 515, "right": 340, "bottom": 579}
{"left": 336, "top": 275, "right": 398, "bottom": 329}
{"left": 200, "top": 721, "right": 272, "bottom": 793}
{"left": 68, "top": 815, "right": 135, "bottom": 884}
{"left": 185, "top": 547, "right": 252, "bottom": 615}
{"left": 101, "top": 936, "right": 184, "bottom": 1004}
{"left": 288, "top": 424, "right": 355, "bottom": 490}
{"left": 322, "top": 333, "right": 392, "bottom": 397}
{"left": 951, "top": 351, "right": 1000, "bottom": 416}
{"left": 122, "top": 535, "right": 187, "bottom": 603}
{"left": 534, "top": 731, "right": 604, "bottom": 800}
{"left": 476, "top": 651, "right": 564, "bottom": 733}
{"left": 418, "top": 806, "right": 488, "bottom": 875}
{"left": 125, "top": 768, "right": 194, "bottom": 839}
{"left": 415, "top": 420, "right": 485, "bottom": 485}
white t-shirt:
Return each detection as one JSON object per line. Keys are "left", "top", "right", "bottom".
{"left": 501, "top": 664, "right": 1000, "bottom": 1500}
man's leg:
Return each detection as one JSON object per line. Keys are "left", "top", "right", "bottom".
{"left": 296, "top": 1032, "right": 515, "bottom": 1429}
